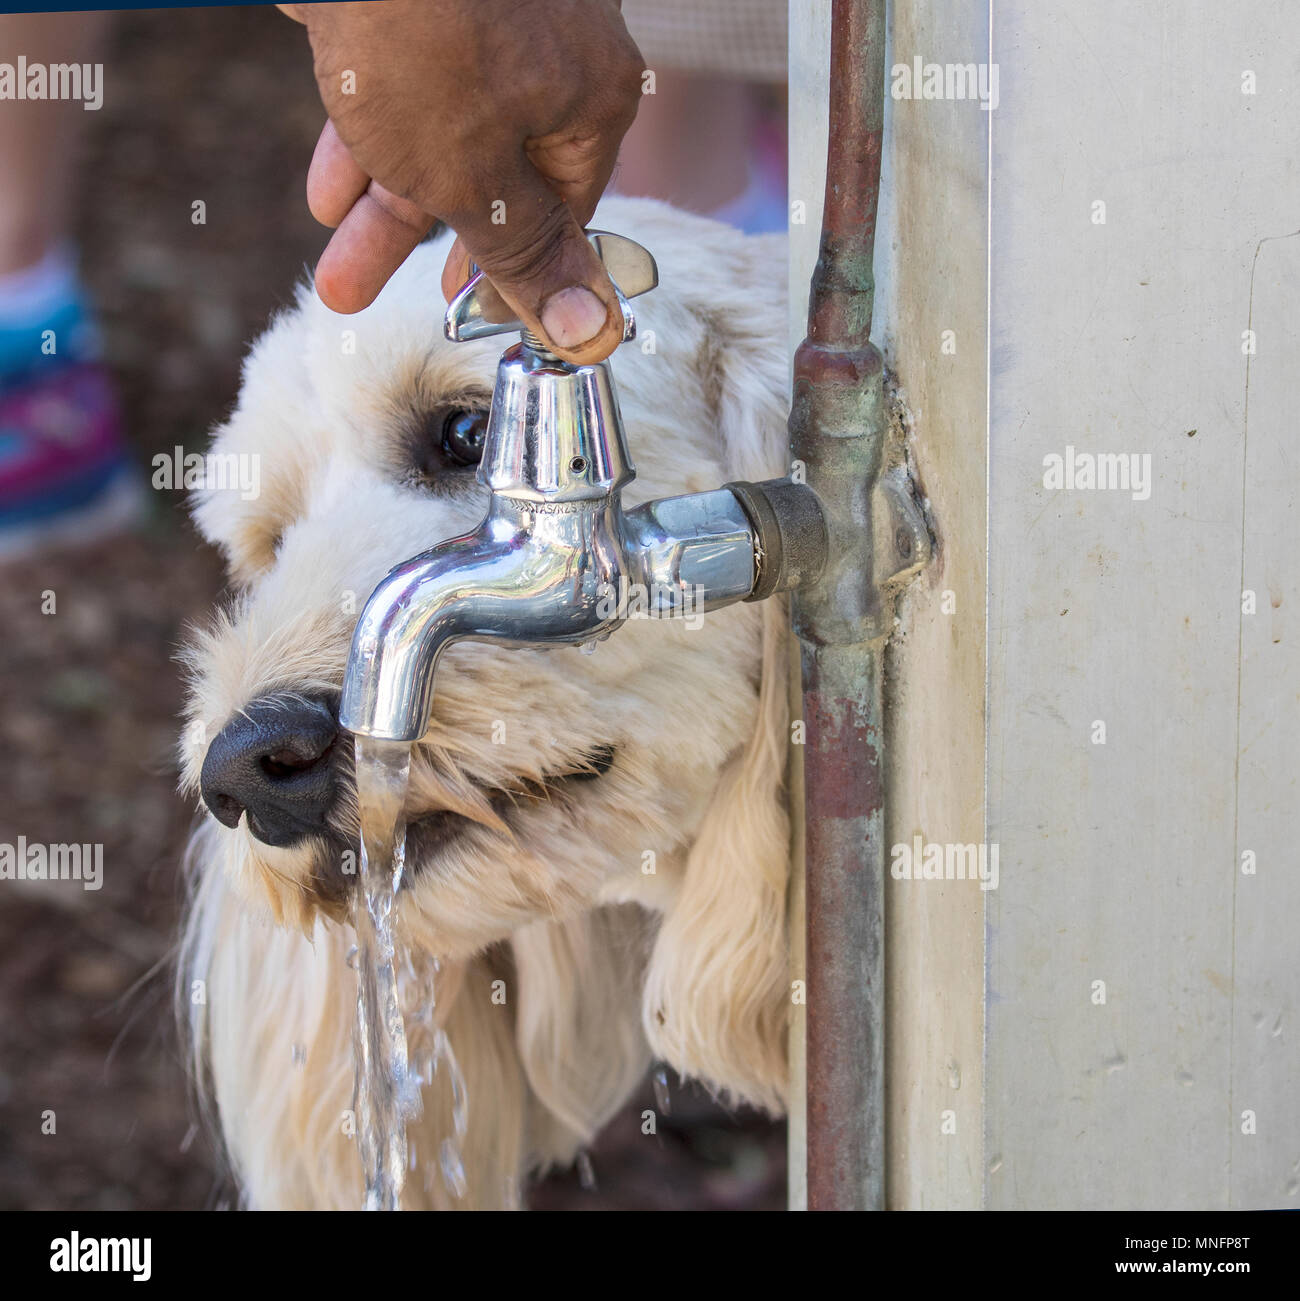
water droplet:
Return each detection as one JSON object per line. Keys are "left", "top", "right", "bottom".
{"left": 1176, "top": 1069, "right": 1194, "bottom": 1087}
{"left": 1272, "top": 1013, "right": 1284, "bottom": 1038}
{"left": 441, "top": 1138, "right": 467, "bottom": 1199}
{"left": 577, "top": 1149, "right": 597, "bottom": 1191}
{"left": 345, "top": 946, "right": 359, "bottom": 971}
{"left": 947, "top": 1059, "right": 961, "bottom": 1090}
{"left": 988, "top": 1154, "right": 1003, "bottom": 1174}
{"left": 291, "top": 1042, "right": 306, "bottom": 1066}
{"left": 652, "top": 1067, "right": 672, "bottom": 1115}
{"left": 434, "top": 1030, "right": 470, "bottom": 1138}
{"left": 580, "top": 640, "right": 597, "bottom": 656}
{"left": 1103, "top": 1052, "right": 1127, "bottom": 1074}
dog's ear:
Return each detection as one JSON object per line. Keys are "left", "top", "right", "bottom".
{"left": 640, "top": 594, "right": 791, "bottom": 1114}
{"left": 634, "top": 235, "right": 793, "bottom": 1112}
{"left": 188, "top": 297, "right": 322, "bottom": 587}
{"left": 510, "top": 904, "right": 654, "bottom": 1166}
{"left": 182, "top": 831, "right": 365, "bottom": 1209}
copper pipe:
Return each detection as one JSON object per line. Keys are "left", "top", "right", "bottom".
{"left": 789, "top": 0, "right": 889, "bottom": 1212}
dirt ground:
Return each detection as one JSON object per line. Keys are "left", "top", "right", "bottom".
{"left": 0, "top": 5, "right": 784, "bottom": 1211}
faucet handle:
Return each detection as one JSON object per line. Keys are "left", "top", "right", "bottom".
{"left": 444, "top": 231, "right": 658, "bottom": 345}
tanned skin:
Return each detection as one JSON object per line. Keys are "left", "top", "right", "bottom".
{"left": 280, "top": 1, "right": 645, "bottom": 364}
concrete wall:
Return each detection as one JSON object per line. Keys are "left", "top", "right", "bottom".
{"left": 790, "top": 0, "right": 1299, "bottom": 1209}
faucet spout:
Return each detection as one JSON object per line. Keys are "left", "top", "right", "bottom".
{"left": 340, "top": 230, "right": 829, "bottom": 745}
{"left": 340, "top": 476, "right": 828, "bottom": 743}
{"left": 340, "top": 496, "right": 627, "bottom": 742}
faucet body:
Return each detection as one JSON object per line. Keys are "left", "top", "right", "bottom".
{"left": 340, "top": 235, "right": 825, "bottom": 743}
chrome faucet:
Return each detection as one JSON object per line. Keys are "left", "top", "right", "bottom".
{"left": 340, "top": 232, "right": 827, "bottom": 743}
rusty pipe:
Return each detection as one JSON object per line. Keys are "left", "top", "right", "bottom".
{"left": 790, "top": 0, "right": 890, "bottom": 1212}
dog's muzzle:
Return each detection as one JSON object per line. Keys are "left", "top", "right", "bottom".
{"left": 200, "top": 693, "right": 340, "bottom": 847}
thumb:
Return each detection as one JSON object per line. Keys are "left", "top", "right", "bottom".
{"left": 450, "top": 169, "right": 624, "bottom": 366}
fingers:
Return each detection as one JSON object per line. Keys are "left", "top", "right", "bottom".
{"left": 310, "top": 132, "right": 626, "bottom": 350}
{"left": 306, "top": 121, "right": 370, "bottom": 228}
{"left": 288, "top": 0, "right": 646, "bottom": 353}
{"left": 313, "top": 181, "right": 435, "bottom": 314}
{"left": 439, "top": 237, "right": 515, "bottom": 325}
{"left": 449, "top": 163, "right": 624, "bottom": 365}
{"left": 439, "top": 238, "right": 472, "bottom": 305}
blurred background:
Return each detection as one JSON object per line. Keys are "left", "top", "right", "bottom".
{"left": 0, "top": 3, "right": 786, "bottom": 1210}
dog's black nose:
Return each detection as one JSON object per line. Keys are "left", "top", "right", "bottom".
{"left": 200, "top": 695, "right": 340, "bottom": 847}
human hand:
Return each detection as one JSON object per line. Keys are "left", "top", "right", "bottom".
{"left": 281, "top": 1, "right": 644, "bottom": 364}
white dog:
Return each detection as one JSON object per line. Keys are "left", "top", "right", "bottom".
{"left": 179, "top": 196, "right": 792, "bottom": 1210}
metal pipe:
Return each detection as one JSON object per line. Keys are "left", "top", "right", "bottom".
{"left": 790, "top": 0, "right": 892, "bottom": 1212}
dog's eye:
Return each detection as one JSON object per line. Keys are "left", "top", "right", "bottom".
{"left": 406, "top": 403, "right": 491, "bottom": 488}
{"left": 440, "top": 409, "right": 488, "bottom": 467}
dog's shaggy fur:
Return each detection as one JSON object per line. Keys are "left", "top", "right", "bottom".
{"left": 179, "top": 196, "right": 792, "bottom": 1209}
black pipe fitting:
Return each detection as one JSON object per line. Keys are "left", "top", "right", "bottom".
{"left": 725, "top": 478, "right": 829, "bottom": 602}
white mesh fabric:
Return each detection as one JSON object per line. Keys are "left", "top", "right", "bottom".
{"left": 622, "top": 0, "right": 788, "bottom": 82}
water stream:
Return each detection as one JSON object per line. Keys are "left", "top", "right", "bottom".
{"left": 353, "top": 737, "right": 468, "bottom": 1210}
